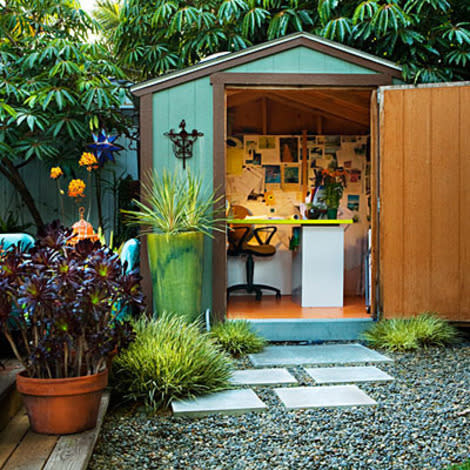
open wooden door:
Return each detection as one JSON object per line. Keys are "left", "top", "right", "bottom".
{"left": 369, "top": 89, "right": 379, "bottom": 319}
{"left": 377, "top": 82, "right": 470, "bottom": 321}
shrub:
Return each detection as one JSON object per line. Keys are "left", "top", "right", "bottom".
{"left": 362, "top": 313, "right": 460, "bottom": 352}
{"left": 446, "top": 461, "right": 470, "bottom": 470}
{"left": 112, "top": 314, "right": 233, "bottom": 410}
{"left": 210, "top": 320, "right": 267, "bottom": 357}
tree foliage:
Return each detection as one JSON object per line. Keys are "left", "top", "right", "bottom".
{"left": 104, "top": 0, "right": 470, "bottom": 83}
{"left": 0, "top": 0, "right": 131, "bottom": 227}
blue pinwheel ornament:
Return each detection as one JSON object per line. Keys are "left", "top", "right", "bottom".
{"left": 87, "top": 130, "right": 123, "bottom": 165}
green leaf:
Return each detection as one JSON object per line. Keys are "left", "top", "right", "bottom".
{"left": 321, "top": 17, "right": 353, "bottom": 41}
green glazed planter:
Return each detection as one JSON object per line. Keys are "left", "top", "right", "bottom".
{"left": 147, "top": 232, "right": 204, "bottom": 319}
{"left": 327, "top": 208, "right": 338, "bottom": 219}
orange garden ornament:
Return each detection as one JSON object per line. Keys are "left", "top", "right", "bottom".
{"left": 70, "top": 207, "right": 99, "bottom": 245}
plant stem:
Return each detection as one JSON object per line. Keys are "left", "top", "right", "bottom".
{"left": 0, "top": 157, "right": 44, "bottom": 229}
{"left": 95, "top": 169, "right": 104, "bottom": 230}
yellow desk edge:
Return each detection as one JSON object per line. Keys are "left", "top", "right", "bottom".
{"left": 228, "top": 219, "right": 353, "bottom": 225}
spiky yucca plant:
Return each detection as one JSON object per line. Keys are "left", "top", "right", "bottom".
{"left": 112, "top": 314, "right": 233, "bottom": 410}
{"left": 210, "top": 320, "right": 267, "bottom": 357}
{"left": 122, "top": 170, "right": 224, "bottom": 236}
{"left": 362, "top": 313, "right": 459, "bottom": 352}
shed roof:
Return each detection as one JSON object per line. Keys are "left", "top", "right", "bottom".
{"left": 131, "top": 32, "right": 402, "bottom": 96}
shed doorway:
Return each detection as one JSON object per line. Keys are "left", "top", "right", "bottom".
{"left": 223, "top": 86, "right": 374, "bottom": 320}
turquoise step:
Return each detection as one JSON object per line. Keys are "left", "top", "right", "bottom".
{"left": 248, "top": 318, "right": 373, "bottom": 342}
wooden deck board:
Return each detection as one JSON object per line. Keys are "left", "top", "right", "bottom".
{"left": 2, "top": 429, "right": 58, "bottom": 470}
{"left": 44, "top": 392, "right": 109, "bottom": 470}
{"left": 0, "top": 410, "right": 30, "bottom": 468}
{"left": 0, "top": 393, "right": 109, "bottom": 470}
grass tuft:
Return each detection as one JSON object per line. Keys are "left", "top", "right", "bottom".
{"left": 210, "top": 320, "right": 267, "bottom": 357}
{"left": 362, "top": 312, "right": 460, "bottom": 351}
{"left": 112, "top": 314, "right": 233, "bottom": 410}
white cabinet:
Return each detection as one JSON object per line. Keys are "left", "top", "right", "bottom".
{"left": 292, "top": 226, "right": 344, "bottom": 307}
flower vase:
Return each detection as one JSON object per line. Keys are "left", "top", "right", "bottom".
{"left": 327, "top": 208, "right": 338, "bottom": 220}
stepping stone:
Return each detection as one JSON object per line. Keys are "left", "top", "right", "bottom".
{"left": 275, "top": 385, "right": 377, "bottom": 410}
{"left": 249, "top": 343, "right": 392, "bottom": 367}
{"left": 305, "top": 366, "right": 394, "bottom": 384}
{"left": 230, "top": 368, "right": 297, "bottom": 386}
{"left": 171, "top": 389, "right": 267, "bottom": 417}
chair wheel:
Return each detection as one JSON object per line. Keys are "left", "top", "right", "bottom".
{"left": 276, "top": 292, "right": 281, "bottom": 300}
{"left": 255, "top": 292, "right": 262, "bottom": 301}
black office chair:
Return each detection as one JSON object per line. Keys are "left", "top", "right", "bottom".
{"left": 227, "top": 205, "right": 281, "bottom": 301}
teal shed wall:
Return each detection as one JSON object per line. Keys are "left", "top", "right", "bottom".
{"left": 229, "top": 46, "right": 378, "bottom": 74}
{"left": 152, "top": 77, "right": 214, "bottom": 311}
{"left": 150, "top": 45, "right": 384, "bottom": 312}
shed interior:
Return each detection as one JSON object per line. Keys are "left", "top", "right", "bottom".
{"left": 225, "top": 87, "right": 374, "bottom": 320}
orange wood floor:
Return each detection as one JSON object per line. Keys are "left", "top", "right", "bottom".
{"left": 227, "top": 295, "right": 370, "bottom": 319}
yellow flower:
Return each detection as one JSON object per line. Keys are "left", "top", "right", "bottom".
{"left": 68, "top": 179, "right": 86, "bottom": 198}
{"left": 50, "top": 167, "right": 63, "bottom": 179}
{"left": 79, "top": 152, "right": 98, "bottom": 171}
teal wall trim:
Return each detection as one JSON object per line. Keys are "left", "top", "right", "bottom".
{"left": 152, "top": 77, "right": 214, "bottom": 311}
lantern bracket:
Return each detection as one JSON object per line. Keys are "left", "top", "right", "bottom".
{"left": 164, "top": 120, "right": 203, "bottom": 169}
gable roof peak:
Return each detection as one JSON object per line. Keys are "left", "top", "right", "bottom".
{"left": 131, "top": 31, "right": 401, "bottom": 96}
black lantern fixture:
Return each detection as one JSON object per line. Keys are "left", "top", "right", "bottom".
{"left": 164, "top": 120, "right": 204, "bottom": 169}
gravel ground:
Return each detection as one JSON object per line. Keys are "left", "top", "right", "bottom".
{"left": 89, "top": 344, "right": 470, "bottom": 470}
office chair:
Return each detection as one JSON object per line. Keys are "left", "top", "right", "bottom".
{"left": 227, "top": 205, "right": 281, "bottom": 301}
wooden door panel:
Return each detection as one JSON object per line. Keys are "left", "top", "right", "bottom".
{"left": 379, "top": 84, "right": 470, "bottom": 321}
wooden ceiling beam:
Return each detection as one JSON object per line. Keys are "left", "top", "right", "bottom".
{"left": 227, "top": 92, "right": 265, "bottom": 108}
{"left": 309, "top": 90, "right": 370, "bottom": 112}
{"left": 267, "top": 91, "right": 369, "bottom": 126}
{"left": 265, "top": 93, "right": 368, "bottom": 128}
{"left": 284, "top": 91, "right": 369, "bottom": 126}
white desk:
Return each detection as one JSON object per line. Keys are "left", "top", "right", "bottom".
{"left": 292, "top": 225, "right": 346, "bottom": 307}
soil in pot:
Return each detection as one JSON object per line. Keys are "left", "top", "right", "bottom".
{"left": 16, "top": 369, "right": 108, "bottom": 435}
{"left": 147, "top": 231, "right": 204, "bottom": 319}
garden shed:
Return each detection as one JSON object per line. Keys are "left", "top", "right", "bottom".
{"left": 131, "top": 32, "right": 470, "bottom": 336}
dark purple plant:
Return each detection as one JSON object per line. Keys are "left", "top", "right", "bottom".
{"left": 0, "top": 223, "right": 144, "bottom": 379}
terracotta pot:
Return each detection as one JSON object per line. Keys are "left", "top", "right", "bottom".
{"left": 16, "top": 369, "right": 108, "bottom": 435}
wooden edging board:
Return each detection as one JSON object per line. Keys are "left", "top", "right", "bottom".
{"left": 0, "top": 392, "right": 109, "bottom": 470}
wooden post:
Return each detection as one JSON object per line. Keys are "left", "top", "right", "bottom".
{"left": 316, "top": 116, "right": 323, "bottom": 134}
{"left": 261, "top": 97, "right": 268, "bottom": 134}
{"left": 302, "top": 130, "right": 308, "bottom": 201}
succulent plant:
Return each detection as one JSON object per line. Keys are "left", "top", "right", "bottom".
{"left": 0, "top": 222, "right": 144, "bottom": 379}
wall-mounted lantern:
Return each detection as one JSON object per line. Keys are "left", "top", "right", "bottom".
{"left": 164, "top": 120, "right": 203, "bottom": 169}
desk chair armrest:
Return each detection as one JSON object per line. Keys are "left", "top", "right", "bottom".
{"left": 228, "top": 225, "right": 251, "bottom": 252}
{"left": 253, "top": 226, "right": 277, "bottom": 245}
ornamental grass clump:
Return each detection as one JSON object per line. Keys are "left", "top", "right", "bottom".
{"left": 210, "top": 320, "right": 267, "bottom": 357}
{"left": 362, "top": 313, "right": 460, "bottom": 352}
{"left": 122, "top": 170, "right": 224, "bottom": 236}
{"left": 112, "top": 314, "right": 233, "bottom": 410}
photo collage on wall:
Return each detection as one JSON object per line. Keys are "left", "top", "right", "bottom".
{"left": 228, "top": 134, "right": 369, "bottom": 198}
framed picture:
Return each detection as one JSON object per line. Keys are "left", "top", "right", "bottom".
{"left": 259, "top": 136, "right": 276, "bottom": 150}
{"left": 265, "top": 165, "right": 281, "bottom": 184}
{"left": 347, "top": 194, "right": 360, "bottom": 211}
{"left": 244, "top": 136, "right": 258, "bottom": 163}
{"left": 259, "top": 136, "right": 279, "bottom": 164}
{"left": 280, "top": 137, "right": 299, "bottom": 162}
{"left": 281, "top": 163, "right": 301, "bottom": 190}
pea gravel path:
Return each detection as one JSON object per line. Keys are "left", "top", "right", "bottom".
{"left": 89, "top": 344, "right": 470, "bottom": 470}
